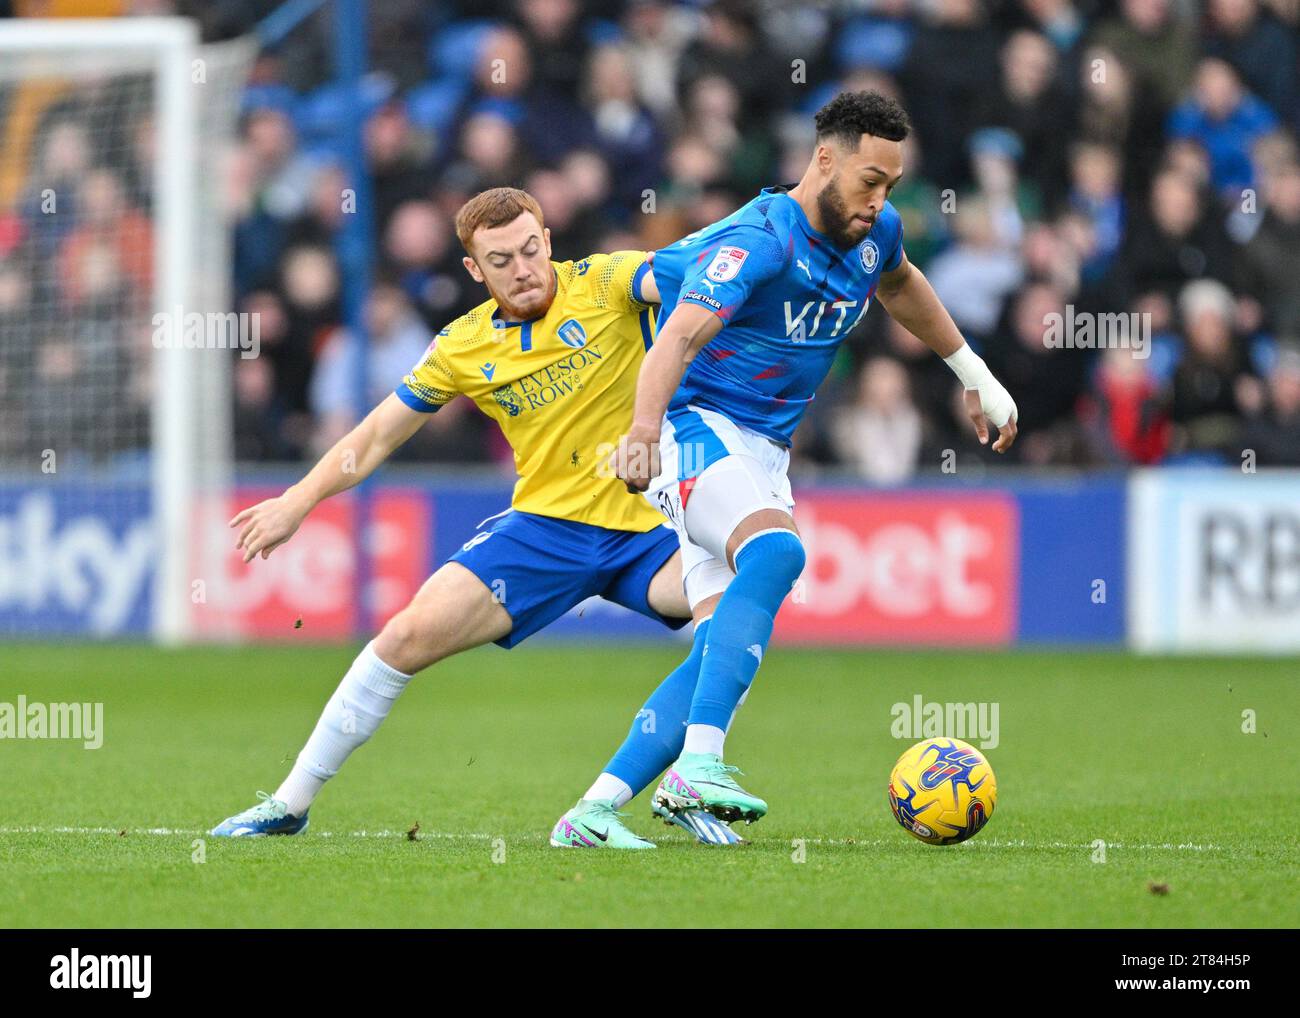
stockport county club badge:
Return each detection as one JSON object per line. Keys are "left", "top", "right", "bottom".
{"left": 860, "top": 238, "right": 879, "bottom": 273}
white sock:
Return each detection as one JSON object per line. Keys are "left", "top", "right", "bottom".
{"left": 582, "top": 772, "right": 633, "bottom": 808}
{"left": 683, "top": 723, "right": 726, "bottom": 757}
{"left": 274, "top": 641, "right": 412, "bottom": 816}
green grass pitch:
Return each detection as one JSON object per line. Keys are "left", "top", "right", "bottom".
{"left": 1, "top": 642, "right": 1296, "bottom": 928}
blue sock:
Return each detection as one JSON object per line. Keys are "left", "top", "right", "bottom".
{"left": 688, "top": 530, "right": 805, "bottom": 732}
{"left": 604, "top": 619, "right": 710, "bottom": 794}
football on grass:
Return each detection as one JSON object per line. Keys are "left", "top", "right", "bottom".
{"left": 889, "top": 737, "right": 996, "bottom": 845}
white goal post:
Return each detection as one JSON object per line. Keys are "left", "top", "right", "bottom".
{"left": 0, "top": 19, "right": 255, "bottom": 643}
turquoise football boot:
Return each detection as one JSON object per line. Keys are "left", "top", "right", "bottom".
{"left": 549, "top": 799, "right": 655, "bottom": 849}
{"left": 654, "top": 752, "right": 768, "bottom": 824}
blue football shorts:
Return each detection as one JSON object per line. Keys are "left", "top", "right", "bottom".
{"left": 448, "top": 509, "right": 687, "bottom": 648}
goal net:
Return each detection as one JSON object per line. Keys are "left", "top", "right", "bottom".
{"left": 0, "top": 19, "right": 256, "bottom": 642}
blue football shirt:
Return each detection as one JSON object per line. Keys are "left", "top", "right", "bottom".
{"left": 651, "top": 185, "right": 904, "bottom": 446}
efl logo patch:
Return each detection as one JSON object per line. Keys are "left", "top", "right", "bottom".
{"left": 705, "top": 246, "right": 749, "bottom": 283}
{"left": 557, "top": 318, "right": 587, "bottom": 348}
{"left": 860, "top": 239, "right": 879, "bottom": 273}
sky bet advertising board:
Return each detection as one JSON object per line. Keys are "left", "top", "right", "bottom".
{"left": 0, "top": 476, "right": 1127, "bottom": 647}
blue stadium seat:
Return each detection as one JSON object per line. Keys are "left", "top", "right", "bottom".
{"left": 300, "top": 138, "right": 349, "bottom": 163}
{"left": 406, "top": 78, "right": 469, "bottom": 134}
{"left": 1147, "top": 333, "right": 1181, "bottom": 385}
{"left": 466, "top": 96, "right": 523, "bottom": 126}
{"left": 241, "top": 83, "right": 299, "bottom": 120}
{"left": 796, "top": 81, "right": 839, "bottom": 115}
{"left": 585, "top": 18, "right": 623, "bottom": 46}
{"left": 1248, "top": 333, "right": 1278, "bottom": 377}
{"left": 297, "top": 74, "right": 397, "bottom": 141}
{"left": 836, "top": 17, "right": 914, "bottom": 73}
{"left": 427, "top": 20, "right": 495, "bottom": 79}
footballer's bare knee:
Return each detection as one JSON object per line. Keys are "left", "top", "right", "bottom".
{"left": 373, "top": 563, "right": 511, "bottom": 673}
{"left": 692, "top": 592, "right": 722, "bottom": 622}
{"left": 646, "top": 550, "right": 689, "bottom": 620}
{"left": 725, "top": 509, "right": 799, "bottom": 571}
{"left": 373, "top": 610, "right": 434, "bottom": 674}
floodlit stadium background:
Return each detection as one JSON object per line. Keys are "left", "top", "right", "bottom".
{"left": 0, "top": 0, "right": 1298, "bottom": 651}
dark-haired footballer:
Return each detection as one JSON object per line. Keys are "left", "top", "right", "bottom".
{"left": 210, "top": 187, "right": 746, "bottom": 849}
{"left": 611, "top": 91, "right": 1020, "bottom": 824}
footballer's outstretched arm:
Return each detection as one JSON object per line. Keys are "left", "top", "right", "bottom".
{"left": 231, "top": 393, "right": 426, "bottom": 562}
{"left": 876, "top": 251, "right": 1019, "bottom": 453}
{"left": 874, "top": 252, "right": 965, "bottom": 358}
{"left": 614, "top": 301, "right": 722, "bottom": 491}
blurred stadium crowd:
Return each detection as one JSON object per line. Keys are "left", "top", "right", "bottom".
{"left": 1, "top": 0, "right": 1298, "bottom": 478}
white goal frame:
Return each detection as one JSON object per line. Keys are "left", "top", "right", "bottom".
{"left": 0, "top": 18, "right": 202, "bottom": 643}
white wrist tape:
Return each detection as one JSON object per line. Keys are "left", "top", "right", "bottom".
{"left": 944, "top": 344, "right": 992, "bottom": 389}
{"left": 944, "top": 344, "right": 1018, "bottom": 428}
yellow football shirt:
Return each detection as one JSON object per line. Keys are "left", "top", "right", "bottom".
{"left": 397, "top": 251, "right": 666, "bottom": 533}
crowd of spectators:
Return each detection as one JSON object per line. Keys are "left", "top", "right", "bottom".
{"left": 1, "top": 0, "right": 1298, "bottom": 479}
{"left": 0, "top": 68, "right": 155, "bottom": 466}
